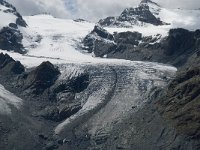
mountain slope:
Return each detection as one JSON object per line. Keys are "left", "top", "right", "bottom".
{"left": 0, "top": 0, "right": 200, "bottom": 150}
{"left": 0, "top": 0, "right": 27, "bottom": 53}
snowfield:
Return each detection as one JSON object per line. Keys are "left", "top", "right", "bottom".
{"left": 0, "top": 7, "right": 199, "bottom": 68}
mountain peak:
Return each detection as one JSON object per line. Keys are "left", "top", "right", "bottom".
{"left": 140, "top": 0, "right": 160, "bottom": 7}
{"left": 98, "top": 0, "right": 166, "bottom": 27}
{"left": 140, "top": 0, "right": 151, "bottom": 3}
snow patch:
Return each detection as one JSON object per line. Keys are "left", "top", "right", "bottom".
{"left": 0, "top": 8, "right": 17, "bottom": 29}
{"left": 0, "top": 84, "right": 22, "bottom": 114}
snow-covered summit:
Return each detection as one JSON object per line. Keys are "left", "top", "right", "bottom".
{"left": 98, "top": 0, "right": 166, "bottom": 27}
{"left": 98, "top": 0, "right": 200, "bottom": 30}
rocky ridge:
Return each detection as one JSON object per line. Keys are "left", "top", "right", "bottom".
{"left": 83, "top": 26, "right": 200, "bottom": 67}
{"left": 0, "top": 0, "right": 27, "bottom": 53}
{"left": 98, "top": 0, "right": 168, "bottom": 27}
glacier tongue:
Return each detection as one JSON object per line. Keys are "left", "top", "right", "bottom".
{"left": 55, "top": 62, "right": 176, "bottom": 137}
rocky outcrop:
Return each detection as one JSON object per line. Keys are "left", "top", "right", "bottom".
{"left": 0, "top": 53, "right": 24, "bottom": 75}
{"left": 82, "top": 25, "right": 162, "bottom": 59}
{"left": 83, "top": 27, "right": 200, "bottom": 68}
{"left": 83, "top": 25, "right": 116, "bottom": 57}
{"left": 98, "top": 0, "right": 167, "bottom": 27}
{"left": 0, "top": 27, "right": 25, "bottom": 54}
{"left": 22, "top": 61, "right": 60, "bottom": 95}
{"left": 40, "top": 73, "right": 90, "bottom": 121}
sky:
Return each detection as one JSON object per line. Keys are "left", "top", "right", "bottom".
{"left": 6, "top": 0, "right": 200, "bottom": 21}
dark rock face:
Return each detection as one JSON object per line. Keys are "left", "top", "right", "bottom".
{"left": 119, "top": 5, "right": 163, "bottom": 25}
{"left": 0, "top": 27, "right": 25, "bottom": 54}
{"left": 164, "top": 28, "right": 199, "bottom": 56}
{"left": 83, "top": 25, "right": 116, "bottom": 57}
{"left": 114, "top": 31, "right": 142, "bottom": 45}
{"left": 74, "top": 19, "right": 85, "bottom": 22}
{"left": 93, "top": 40, "right": 116, "bottom": 57}
{"left": 98, "top": 17, "right": 117, "bottom": 27}
{"left": 91, "top": 25, "right": 114, "bottom": 40}
{"left": 98, "top": 0, "right": 167, "bottom": 27}
{"left": 157, "top": 66, "right": 200, "bottom": 143}
{"left": 40, "top": 73, "right": 90, "bottom": 121}
{"left": 0, "top": 53, "right": 24, "bottom": 74}
{"left": 23, "top": 61, "right": 60, "bottom": 95}
{"left": 67, "top": 73, "right": 90, "bottom": 93}
{"left": 83, "top": 27, "right": 200, "bottom": 68}
{"left": 82, "top": 26, "right": 162, "bottom": 59}
{"left": 51, "top": 73, "right": 89, "bottom": 96}
{"left": 161, "top": 29, "right": 200, "bottom": 67}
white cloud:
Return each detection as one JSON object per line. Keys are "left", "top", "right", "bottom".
{"left": 74, "top": 0, "right": 140, "bottom": 20}
{"left": 6, "top": 0, "right": 200, "bottom": 21}
{"left": 155, "top": 0, "right": 200, "bottom": 9}
{"left": 7, "top": 0, "right": 70, "bottom": 18}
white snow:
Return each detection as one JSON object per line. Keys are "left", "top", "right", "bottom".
{"left": 0, "top": 5, "right": 17, "bottom": 29}
{"left": 0, "top": 84, "right": 22, "bottom": 114}
{"left": 15, "top": 15, "right": 133, "bottom": 67}
{"left": 105, "top": 24, "right": 170, "bottom": 37}
{"left": 0, "top": 5, "right": 9, "bottom": 11}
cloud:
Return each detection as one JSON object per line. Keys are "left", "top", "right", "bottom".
{"left": 74, "top": 0, "right": 140, "bottom": 20}
{"left": 154, "top": 0, "right": 200, "bottom": 9}
{"left": 6, "top": 0, "right": 70, "bottom": 18}
{"left": 6, "top": 0, "right": 200, "bottom": 21}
